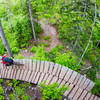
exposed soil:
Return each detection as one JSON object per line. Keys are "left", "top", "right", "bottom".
{"left": 38, "top": 19, "right": 62, "bottom": 52}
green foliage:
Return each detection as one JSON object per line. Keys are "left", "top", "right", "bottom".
{"left": 0, "top": 0, "right": 43, "bottom": 55}
{"left": 0, "top": 40, "right": 6, "bottom": 55}
{"left": 54, "top": 51, "right": 81, "bottom": 71}
{"left": 31, "top": 46, "right": 37, "bottom": 53}
{"left": 39, "top": 81, "right": 69, "bottom": 100}
{"left": 15, "top": 86, "right": 25, "bottom": 97}
{"left": 0, "top": 85, "right": 4, "bottom": 94}
{"left": 0, "top": 79, "right": 3, "bottom": 84}
{"left": 14, "top": 54, "right": 24, "bottom": 59}
{"left": 35, "top": 46, "right": 49, "bottom": 61}
{"left": 0, "top": 95, "right": 5, "bottom": 100}
{"left": 21, "top": 94, "right": 30, "bottom": 100}
{"left": 44, "top": 43, "right": 50, "bottom": 47}
{"left": 91, "top": 79, "right": 100, "bottom": 95}
{"left": 26, "top": 82, "right": 32, "bottom": 87}
{"left": 9, "top": 93, "right": 16, "bottom": 100}
{"left": 13, "top": 79, "right": 20, "bottom": 87}
{"left": 12, "top": 47, "right": 20, "bottom": 54}
{"left": 44, "top": 35, "right": 51, "bottom": 41}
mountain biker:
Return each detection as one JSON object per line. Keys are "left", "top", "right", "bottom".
{"left": 0, "top": 54, "right": 14, "bottom": 68}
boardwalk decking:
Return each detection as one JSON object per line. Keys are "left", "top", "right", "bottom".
{"left": 0, "top": 59, "right": 100, "bottom": 100}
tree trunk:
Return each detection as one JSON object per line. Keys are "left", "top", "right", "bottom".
{"left": 0, "top": 22, "right": 13, "bottom": 58}
{"left": 28, "top": 0, "right": 36, "bottom": 41}
{"left": 78, "top": 1, "right": 97, "bottom": 65}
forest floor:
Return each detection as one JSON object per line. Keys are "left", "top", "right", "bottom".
{"left": 19, "top": 19, "right": 62, "bottom": 58}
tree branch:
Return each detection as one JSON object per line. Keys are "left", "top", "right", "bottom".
{"left": 78, "top": 1, "right": 97, "bottom": 65}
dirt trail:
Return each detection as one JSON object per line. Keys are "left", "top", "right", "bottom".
{"left": 19, "top": 19, "right": 62, "bottom": 58}
{"left": 39, "top": 19, "right": 62, "bottom": 52}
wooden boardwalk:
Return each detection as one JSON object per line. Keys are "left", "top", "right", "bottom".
{"left": 0, "top": 59, "right": 100, "bottom": 100}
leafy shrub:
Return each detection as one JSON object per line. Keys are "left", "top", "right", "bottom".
{"left": 0, "top": 95, "right": 5, "bottom": 100}
{"left": 35, "top": 46, "right": 49, "bottom": 61}
{"left": 9, "top": 93, "right": 16, "bottom": 100}
{"left": 13, "top": 79, "right": 20, "bottom": 87}
{"left": 21, "top": 94, "right": 30, "bottom": 100}
{"left": 15, "top": 54, "right": 24, "bottom": 59}
{"left": 54, "top": 51, "right": 81, "bottom": 71}
{"left": 0, "top": 79, "right": 3, "bottom": 84}
{"left": 39, "top": 81, "right": 69, "bottom": 100}
{"left": 31, "top": 46, "right": 37, "bottom": 53}
{"left": 91, "top": 79, "right": 100, "bottom": 95}
{"left": 0, "top": 40, "right": 6, "bottom": 55}
{"left": 44, "top": 35, "right": 51, "bottom": 41}
{"left": 0, "top": 85, "right": 4, "bottom": 94}
{"left": 12, "top": 47, "right": 20, "bottom": 54}
{"left": 15, "top": 86, "right": 25, "bottom": 97}
{"left": 44, "top": 43, "right": 50, "bottom": 47}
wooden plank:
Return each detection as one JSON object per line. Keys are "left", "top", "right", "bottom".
{"left": 73, "top": 73, "right": 81, "bottom": 85}
{"left": 79, "top": 76, "right": 86, "bottom": 88}
{"left": 59, "top": 66, "right": 68, "bottom": 79}
{"left": 40, "top": 61, "right": 44, "bottom": 73}
{"left": 38, "top": 73, "right": 45, "bottom": 84}
{"left": 34, "top": 72, "right": 41, "bottom": 84}
{"left": 28, "top": 71, "right": 35, "bottom": 82}
{"left": 89, "top": 95, "right": 95, "bottom": 100}
{"left": 6, "top": 68, "right": 12, "bottom": 79}
{"left": 42, "top": 73, "right": 49, "bottom": 82}
{"left": 28, "top": 59, "right": 32, "bottom": 70}
{"left": 69, "top": 71, "right": 77, "bottom": 84}
{"left": 59, "top": 80, "right": 66, "bottom": 88}
{"left": 25, "top": 59, "right": 29, "bottom": 69}
{"left": 1, "top": 69, "right": 4, "bottom": 78}
{"left": 22, "top": 70, "right": 28, "bottom": 81}
{"left": 56, "top": 64, "right": 62, "bottom": 77}
{"left": 64, "top": 69, "right": 73, "bottom": 82}
{"left": 78, "top": 90, "right": 88, "bottom": 100}
{"left": 21, "top": 59, "right": 26, "bottom": 69}
{"left": 13, "top": 68, "right": 17, "bottom": 79}
{"left": 49, "top": 62, "right": 54, "bottom": 74}
{"left": 36, "top": 61, "right": 40, "bottom": 72}
{"left": 64, "top": 84, "right": 74, "bottom": 96}
{"left": 82, "top": 78, "right": 90, "bottom": 89}
{"left": 77, "top": 75, "right": 84, "bottom": 86}
{"left": 84, "top": 93, "right": 91, "bottom": 100}
{"left": 11, "top": 65, "right": 17, "bottom": 79}
{"left": 10, "top": 68, "right": 14, "bottom": 79}
{"left": 68, "top": 86, "right": 79, "bottom": 99}
{"left": 1, "top": 69, "right": 5, "bottom": 78}
{"left": 73, "top": 88, "right": 83, "bottom": 100}
{"left": 50, "top": 76, "right": 58, "bottom": 84}
{"left": 16, "top": 69, "right": 21, "bottom": 80}
{"left": 25, "top": 71, "right": 32, "bottom": 81}
{"left": 0, "top": 63, "right": 4, "bottom": 69}
{"left": 32, "top": 60, "right": 37, "bottom": 72}
{"left": 46, "top": 75, "right": 53, "bottom": 84}
{"left": 19, "top": 69, "right": 24, "bottom": 80}
{"left": 94, "top": 96, "right": 98, "bottom": 100}
{"left": 98, "top": 97, "right": 100, "bottom": 100}
{"left": 57, "top": 78, "right": 62, "bottom": 84}
{"left": 86, "top": 81, "right": 95, "bottom": 91}
{"left": 8, "top": 67, "right": 12, "bottom": 79}
{"left": 44, "top": 61, "right": 50, "bottom": 73}
{"left": 52, "top": 63, "right": 59, "bottom": 76}
{"left": 0, "top": 69, "right": 2, "bottom": 78}
{"left": 31, "top": 72, "right": 38, "bottom": 83}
